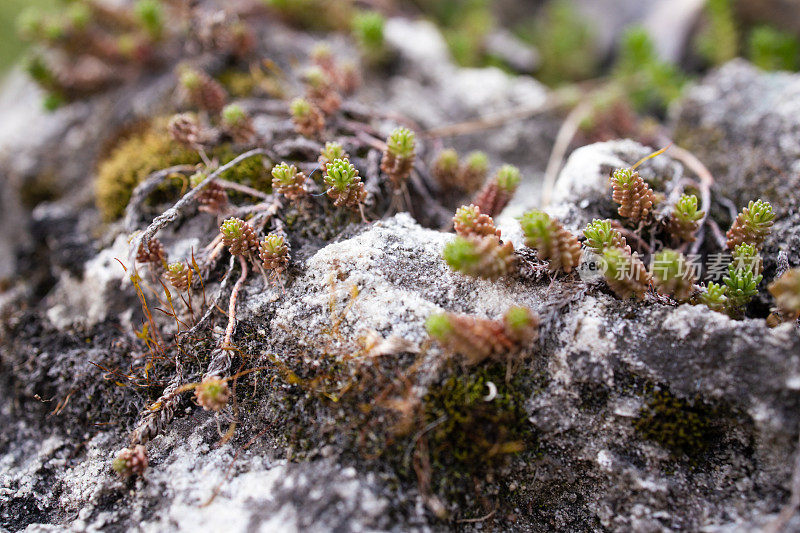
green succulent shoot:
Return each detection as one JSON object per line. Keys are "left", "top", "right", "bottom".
{"left": 271, "top": 162, "right": 299, "bottom": 187}
{"left": 222, "top": 104, "right": 247, "bottom": 127}
{"left": 386, "top": 127, "right": 416, "bottom": 159}
{"left": 324, "top": 158, "right": 358, "bottom": 192}
{"left": 519, "top": 210, "right": 554, "bottom": 248}
{"left": 290, "top": 97, "right": 313, "bottom": 119}
{"left": 321, "top": 141, "right": 346, "bottom": 163}
{"left": 611, "top": 167, "right": 636, "bottom": 187}
{"left": 426, "top": 312, "right": 454, "bottom": 341}
{"left": 454, "top": 204, "right": 481, "bottom": 228}
{"left": 443, "top": 236, "right": 482, "bottom": 273}
{"left": 465, "top": 151, "right": 489, "bottom": 174}
{"left": 504, "top": 306, "right": 535, "bottom": 335}
{"left": 436, "top": 149, "right": 459, "bottom": 173}
{"left": 700, "top": 282, "right": 728, "bottom": 313}
{"left": 723, "top": 265, "right": 762, "bottom": 315}
{"left": 651, "top": 249, "right": 695, "bottom": 301}
{"left": 583, "top": 219, "right": 624, "bottom": 256}
{"left": 727, "top": 199, "right": 775, "bottom": 249}
{"left": 179, "top": 67, "right": 202, "bottom": 91}
{"left": 304, "top": 66, "right": 327, "bottom": 89}
{"left": 674, "top": 194, "right": 703, "bottom": 224}
{"left": 495, "top": 164, "right": 521, "bottom": 193}
{"left": 189, "top": 171, "right": 206, "bottom": 188}
{"left": 731, "top": 242, "right": 762, "bottom": 275}
{"left": 135, "top": 0, "right": 164, "bottom": 40}
{"left": 220, "top": 217, "right": 244, "bottom": 240}
{"left": 261, "top": 233, "right": 287, "bottom": 255}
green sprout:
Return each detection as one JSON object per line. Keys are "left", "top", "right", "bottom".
{"left": 386, "top": 127, "right": 416, "bottom": 158}
{"left": 700, "top": 282, "right": 728, "bottom": 313}
{"left": 727, "top": 199, "right": 774, "bottom": 250}
{"left": 583, "top": 219, "right": 626, "bottom": 256}
{"left": 530, "top": 0, "right": 598, "bottom": 85}
{"left": 426, "top": 312, "right": 455, "bottom": 341}
{"left": 723, "top": 265, "right": 762, "bottom": 317}
{"left": 135, "top": 0, "right": 164, "bottom": 40}
{"left": 325, "top": 158, "right": 358, "bottom": 192}
{"left": 651, "top": 249, "right": 695, "bottom": 302}
{"left": 495, "top": 164, "right": 521, "bottom": 193}
{"left": 730, "top": 242, "right": 762, "bottom": 275}
{"left": 222, "top": 104, "right": 247, "bottom": 127}
{"left": 695, "top": 0, "right": 739, "bottom": 66}
{"left": 352, "top": 10, "right": 385, "bottom": 61}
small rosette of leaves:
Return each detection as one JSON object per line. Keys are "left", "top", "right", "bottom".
{"left": 726, "top": 199, "right": 774, "bottom": 250}
{"left": 179, "top": 67, "right": 228, "bottom": 115}
{"left": 318, "top": 141, "right": 348, "bottom": 170}
{"left": 600, "top": 247, "right": 652, "bottom": 300}
{"left": 195, "top": 376, "right": 230, "bottom": 412}
{"left": 453, "top": 204, "right": 500, "bottom": 238}
{"left": 474, "top": 164, "right": 521, "bottom": 217}
{"left": 723, "top": 264, "right": 762, "bottom": 318}
{"left": 610, "top": 167, "right": 656, "bottom": 221}
{"left": 324, "top": 158, "right": 366, "bottom": 209}
{"left": 381, "top": 127, "right": 416, "bottom": 188}
{"left": 304, "top": 66, "right": 341, "bottom": 115}
{"left": 290, "top": 97, "right": 324, "bottom": 137}
{"left": 259, "top": 233, "right": 290, "bottom": 272}
{"left": 220, "top": 217, "right": 258, "bottom": 256}
{"left": 730, "top": 242, "right": 762, "bottom": 275}
{"left": 271, "top": 162, "right": 307, "bottom": 201}
{"left": 165, "top": 262, "right": 191, "bottom": 291}
{"left": 700, "top": 282, "right": 728, "bottom": 313}
{"left": 443, "top": 235, "right": 516, "bottom": 280}
{"left": 112, "top": 445, "right": 148, "bottom": 478}
{"left": 432, "top": 149, "right": 460, "bottom": 190}
{"left": 651, "top": 249, "right": 696, "bottom": 302}
{"left": 668, "top": 194, "right": 704, "bottom": 243}
{"left": 768, "top": 268, "right": 800, "bottom": 321}
{"left": 583, "top": 219, "right": 630, "bottom": 256}
{"left": 520, "top": 210, "right": 581, "bottom": 273}
{"left": 221, "top": 104, "right": 255, "bottom": 143}
{"left": 460, "top": 151, "right": 489, "bottom": 194}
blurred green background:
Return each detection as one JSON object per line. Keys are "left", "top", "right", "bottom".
{"left": 0, "top": 0, "right": 56, "bottom": 76}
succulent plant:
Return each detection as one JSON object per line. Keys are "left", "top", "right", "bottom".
{"left": 168, "top": 113, "right": 202, "bottom": 147}
{"left": 259, "top": 233, "right": 290, "bottom": 273}
{"left": 651, "top": 249, "right": 696, "bottom": 302}
{"left": 474, "top": 164, "right": 521, "bottom": 217}
{"left": 699, "top": 282, "right": 728, "bottom": 313}
{"left": 730, "top": 242, "right": 762, "bottom": 275}
{"left": 221, "top": 104, "right": 255, "bottom": 144}
{"left": 768, "top": 268, "right": 800, "bottom": 321}
{"left": 191, "top": 172, "right": 229, "bottom": 215}
{"left": 112, "top": 445, "right": 148, "bottom": 478}
{"left": 461, "top": 151, "right": 489, "bottom": 194}
{"left": 318, "top": 141, "right": 349, "bottom": 170}
{"left": 453, "top": 204, "right": 500, "bottom": 238}
{"left": 667, "top": 194, "right": 704, "bottom": 243}
{"left": 352, "top": 10, "right": 386, "bottom": 62}
{"left": 600, "top": 247, "right": 652, "bottom": 300}
{"left": 165, "top": 262, "right": 191, "bottom": 292}
{"left": 136, "top": 238, "right": 166, "bottom": 265}
{"left": 426, "top": 306, "right": 539, "bottom": 365}
{"left": 271, "top": 162, "right": 307, "bottom": 201}
{"left": 304, "top": 66, "right": 341, "bottom": 115}
{"left": 195, "top": 376, "right": 231, "bottom": 412}
{"left": 381, "top": 127, "right": 417, "bottom": 189}
{"left": 610, "top": 167, "right": 656, "bottom": 221}
{"left": 443, "top": 235, "right": 516, "bottom": 280}
{"left": 726, "top": 199, "right": 774, "bottom": 250}
{"left": 723, "top": 264, "right": 762, "bottom": 317}
{"left": 220, "top": 217, "right": 259, "bottom": 256}
{"left": 520, "top": 210, "right": 581, "bottom": 273}
{"left": 432, "top": 149, "right": 460, "bottom": 191}
{"left": 179, "top": 67, "right": 228, "bottom": 115}
{"left": 583, "top": 219, "right": 630, "bottom": 256}
{"left": 324, "top": 158, "right": 366, "bottom": 209}
{"left": 290, "top": 97, "right": 325, "bottom": 137}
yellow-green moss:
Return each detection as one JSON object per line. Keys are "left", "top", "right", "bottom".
{"left": 95, "top": 119, "right": 272, "bottom": 221}
{"left": 95, "top": 119, "right": 201, "bottom": 221}
{"left": 633, "top": 388, "right": 723, "bottom": 459}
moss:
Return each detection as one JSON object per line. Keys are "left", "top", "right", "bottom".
{"left": 422, "top": 364, "right": 530, "bottom": 477}
{"left": 634, "top": 388, "right": 724, "bottom": 460}
{"left": 95, "top": 119, "right": 271, "bottom": 221}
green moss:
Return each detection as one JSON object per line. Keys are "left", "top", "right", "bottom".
{"left": 423, "top": 364, "right": 530, "bottom": 476}
{"left": 95, "top": 119, "right": 271, "bottom": 221}
{"left": 95, "top": 119, "right": 201, "bottom": 221}
{"left": 634, "top": 388, "right": 723, "bottom": 459}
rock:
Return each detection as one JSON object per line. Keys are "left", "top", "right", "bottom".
{"left": 485, "top": 29, "right": 540, "bottom": 73}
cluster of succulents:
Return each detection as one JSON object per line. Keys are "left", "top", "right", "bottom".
{"left": 433, "top": 149, "right": 489, "bottom": 195}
